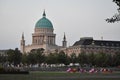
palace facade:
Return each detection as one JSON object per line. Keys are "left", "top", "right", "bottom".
{"left": 64, "top": 37, "right": 120, "bottom": 56}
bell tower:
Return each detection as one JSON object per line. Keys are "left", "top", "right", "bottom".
{"left": 62, "top": 32, "right": 67, "bottom": 48}
{"left": 20, "top": 32, "right": 25, "bottom": 53}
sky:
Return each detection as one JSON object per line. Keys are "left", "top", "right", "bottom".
{"left": 0, "top": 0, "right": 120, "bottom": 50}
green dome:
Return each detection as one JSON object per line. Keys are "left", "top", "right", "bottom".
{"left": 35, "top": 11, "right": 53, "bottom": 29}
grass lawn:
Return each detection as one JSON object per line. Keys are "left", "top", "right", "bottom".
{"left": 0, "top": 71, "right": 120, "bottom": 80}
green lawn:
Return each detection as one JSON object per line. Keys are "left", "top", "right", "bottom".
{"left": 0, "top": 71, "right": 120, "bottom": 80}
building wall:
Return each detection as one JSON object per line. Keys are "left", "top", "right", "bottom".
{"left": 24, "top": 45, "right": 44, "bottom": 53}
{"left": 63, "top": 45, "right": 120, "bottom": 56}
{"left": 32, "top": 28, "right": 56, "bottom": 45}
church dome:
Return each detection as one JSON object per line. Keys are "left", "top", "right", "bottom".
{"left": 35, "top": 11, "right": 53, "bottom": 29}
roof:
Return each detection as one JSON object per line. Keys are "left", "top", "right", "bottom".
{"left": 73, "top": 37, "right": 120, "bottom": 47}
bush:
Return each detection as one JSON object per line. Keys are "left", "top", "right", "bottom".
{"left": 0, "top": 66, "right": 29, "bottom": 74}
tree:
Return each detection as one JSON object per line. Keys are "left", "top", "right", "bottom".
{"left": 14, "top": 48, "right": 22, "bottom": 65}
{"left": 94, "top": 52, "right": 110, "bottom": 67}
{"left": 27, "top": 52, "right": 37, "bottom": 65}
{"left": 88, "top": 53, "right": 95, "bottom": 66}
{"left": 34, "top": 48, "right": 45, "bottom": 64}
{"left": 45, "top": 53, "right": 58, "bottom": 64}
{"left": 21, "top": 54, "right": 28, "bottom": 64}
{"left": 116, "top": 52, "right": 120, "bottom": 66}
{"left": 64, "top": 54, "right": 70, "bottom": 65}
{"left": 7, "top": 48, "right": 22, "bottom": 66}
{"left": 57, "top": 51, "right": 66, "bottom": 64}
{"left": 113, "top": 0, "right": 120, "bottom": 8}
{"left": 114, "top": 52, "right": 120, "bottom": 66}
{"left": 106, "top": 0, "right": 120, "bottom": 23}
{"left": 0, "top": 51, "right": 7, "bottom": 64}
{"left": 7, "top": 49, "right": 15, "bottom": 63}
{"left": 78, "top": 52, "right": 88, "bottom": 65}
{"left": 26, "top": 48, "right": 45, "bottom": 65}
{"left": 103, "top": 53, "right": 113, "bottom": 67}
{"left": 70, "top": 53, "right": 77, "bottom": 64}
{"left": 57, "top": 51, "right": 70, "bottom": 65}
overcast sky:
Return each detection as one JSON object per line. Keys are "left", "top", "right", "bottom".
{"left": 0, "top": 0, "right": 120, "bottom": 49}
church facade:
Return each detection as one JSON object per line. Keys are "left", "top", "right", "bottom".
{"left": 20, "top": 11, "right": 120, "bottom": 55}
{"left": 20, "top": 11, "right": 67, "bottom": 54}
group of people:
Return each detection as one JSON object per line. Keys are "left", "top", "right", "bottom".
{"left": 66, "top": 67, "right": 112, "bottom": 73}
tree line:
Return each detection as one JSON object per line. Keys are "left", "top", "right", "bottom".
{"left": 0, "top": 48, "right": 120, "bottom": 67}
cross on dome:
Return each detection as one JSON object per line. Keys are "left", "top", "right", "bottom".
{"left": 43, "top": 10, "right": 46, "bottom": 17}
